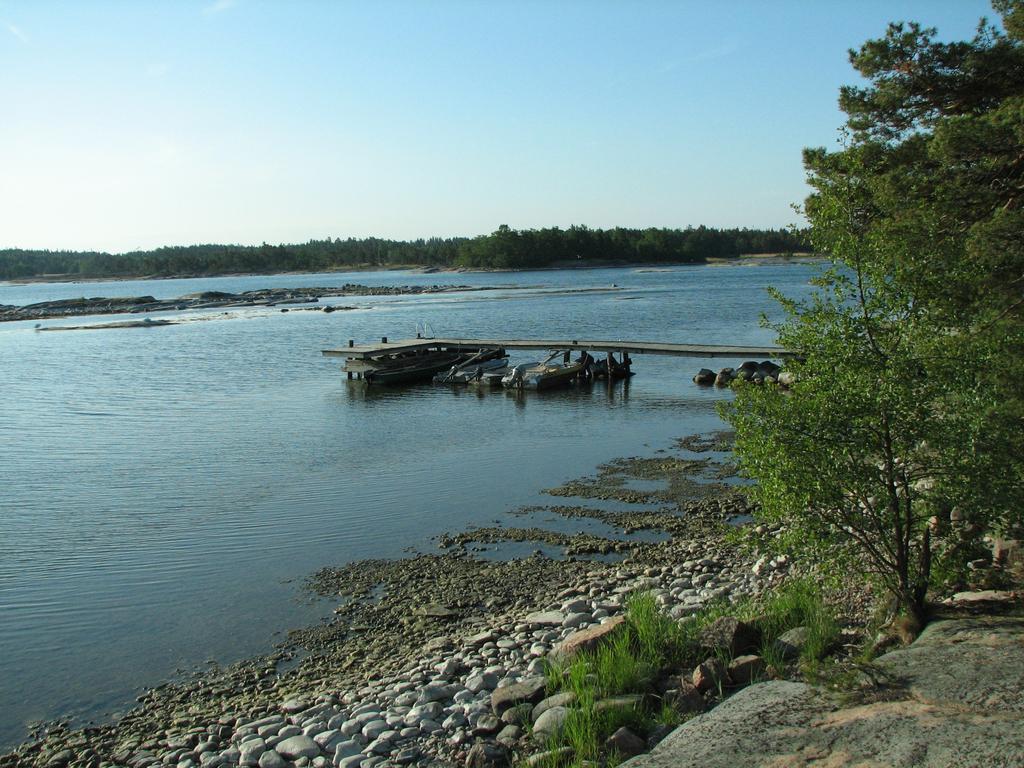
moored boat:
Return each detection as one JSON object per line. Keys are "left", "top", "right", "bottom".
{"left": 362, "top": 349, "right": 475, "bottom": 385}
{"left": 433, "top": 351, "right": 510, "bottom": 385}
{"left": 501, "top": 352, "right": 586, "bottom": 390}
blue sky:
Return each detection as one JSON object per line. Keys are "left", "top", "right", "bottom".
{"left": 0, "top": 0, "right": 999, "bottom": 253}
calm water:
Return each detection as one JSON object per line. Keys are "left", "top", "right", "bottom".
{"left": 0, "top": 263, "right": 818, "bottom": 748}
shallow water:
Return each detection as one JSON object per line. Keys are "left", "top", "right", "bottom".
{"left": 0, "top": 262, "right": 818, "bottom": 748}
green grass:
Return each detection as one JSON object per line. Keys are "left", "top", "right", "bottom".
{"left": 756, "top": 577, "right": 839, "bottom": 665}
{"left": 537, "top": 578, "right": 840, "bottom": 767}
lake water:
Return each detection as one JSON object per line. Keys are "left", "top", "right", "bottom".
{"left": 0, "top": 262, "right": 818, "bottom": 749}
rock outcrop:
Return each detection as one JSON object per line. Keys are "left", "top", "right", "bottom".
{"left": 622, "top": 615, "right": 1024, "bottom": 768}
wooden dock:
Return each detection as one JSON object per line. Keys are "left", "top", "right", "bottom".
{"left": 323, "top": 337, "right": 790, "bottom": 360}
{"left": 323, "top": 336, "right": 792, "bottom": 381}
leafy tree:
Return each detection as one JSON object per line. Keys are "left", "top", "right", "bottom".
{"left": 724, "top": 1, "right": 1024, "bottom": 621}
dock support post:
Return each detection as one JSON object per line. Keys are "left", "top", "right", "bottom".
{"left": 607, "top": 351, "right": 614, "bottom": 378}
{"left": 347, "top": 371, "right": 352, "bottom": 380}
{"left": 564, "top": 350, "right": 571, "bottom": 363}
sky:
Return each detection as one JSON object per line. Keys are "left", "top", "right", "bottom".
{"left": 0, "top": 0, "right": 1001, "bottom": 253}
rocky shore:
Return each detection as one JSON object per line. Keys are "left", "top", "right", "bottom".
{"left": 0, "top": 285, "right": 506, "bottom": 324}
{"left": 0, "top": 434, "right": 799, "bottom": 768}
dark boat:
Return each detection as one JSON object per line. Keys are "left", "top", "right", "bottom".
{"left": 363, "top": 349, "right": 477, "bottom": 385}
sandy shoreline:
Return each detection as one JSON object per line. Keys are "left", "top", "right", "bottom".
{"left": 1, "top": 432, "right": 790, "bottom": 768}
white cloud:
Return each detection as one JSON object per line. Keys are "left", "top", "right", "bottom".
{"left": 202, "top": 0, "right": 238, "bottom": 16}
{"left": 4, "top": 20, "right": 28, "bottom": 43}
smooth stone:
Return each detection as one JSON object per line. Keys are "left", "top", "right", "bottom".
{"left": 551, "top": 615, "right": 626, "bottom": 661}
{"left": 465, "top": 672, "right": 499, "bottom": 693}
{"left": 275, "top": 736, "right": 320, "bottom": 761}
{"left": 727, "top": 655, "right": 766, "bottom": 686}
{"left": 416, "top": 682, "right": 455, "bottom": 705}
{"left": 332, "top": 740, "right": 362, "bottom": 763}
{"left": 490, "top": 676, "right": 547, "bottom": 716}
{"left": 282, "top": 700, "right": 312, "bottom": 715}
{"left": 606, "top": 726, "right": 646, "bottom": 758}
{"left": 257, "top": 752, "right": 286, "bottom": 768}
{"left": 239, "top": 739, "right": 267, "bottom": 765}
{"left": 562, "top": 612, "right": 591, "bottom": 629}
{"left": 774, "top": 626, "right": 811, "bottom": 661}
{"left": 473, "top": 714, "right": 503, "bottom": 735}
{"left": 465, "top": 741, "right": 511, "bottom": 768}
{"left": 360, "top": 721, "right": 388, "bottom": 741}
{"left": 532, "top": 692, "right": 577, "bottom": 723}
{"left": 525, "top": 611, "right": 565, "bottom": 626}
{"left": 532, "top": 706, "right": 569, "bottom": 741}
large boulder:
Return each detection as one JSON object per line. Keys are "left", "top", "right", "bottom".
{"left": 620, "top": 617, "right": 1024, "bottom": 768}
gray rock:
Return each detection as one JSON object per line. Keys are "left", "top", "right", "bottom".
{"left": 532, "top": 706, "right": 568, "bottom": 741}
{"left": 500, "top": 703, "right": 534, "bottom": 726}
{"left": 699, "top": 616, "right": 761, "bottom": 657}
{"left": 473, "top": 714, "right": 503, "bottom": 735}
{"left": 525, "top": 747, "right": 573, "bottom": 767}
{"left": 774, "top": 626, "right": 810, "bottom": 661}
{"left": 663, "top": 680, "right": 705, "bottom": 714}
{"left": 466, "top": 630, "right": 496, "bottom": 646}
{"left": 531, "top": 692, "right": 577, "bottom": 723}
{"left": 238, "top": 739, "right": 267, "bottom": 766}
{"left": 332, "top": 740, "right": 362, "bottom": 763}
{"left": 337, "top": 757, "right": 362, "bottom": 768}
{"left": 281, "top": 699, "right": 312, "bottom": 715}
{"left": 416, "top": 682, "right": 455, "bottom": 705}
{"left": 257, "top": 752, "right": 285, "bottom": 768}
{"left": 339, "top": 720, "right": 361, "bottom": 737}
{"left": 693, "top": 368, "right": 715, "bottom": 385}
{"left": 561, "top": 599, "right": 590, "bottom": 614}
{"left": 465, "top": 671, "right": 499, "bottom": 693}
{"left": 692, "top": 657, "right": 726, "bottom": 694}
{"left": 393, "top": 747, "right": 419, "bottom": 765}
{"left": 496, "top": 724, "right": 523, "bottom": 745}
{"left": 313, "top": 730, "right": 341, "bottom": 750}
{"left": 561, "top": 612, "right": 591, "bottom": 629}
{"left": 465, "top": 741, "right": 511, "bottom": 768}
{"left": 418, "top": 719, "right": 442, "bottom": 734}
{"left": 490, "top": 676, "right": 547, "bottom": 716}
{"left": 550, "top": 615, "right": 626, "bottom": 661}
{"left": 524, "top": 611, "right": 564, "bottom": 626}
{"left": 727, "top": 654, "right": 765, "bottom": 686}
{"left": 360, "top": 720, "right": 388, "bottom": 741}
{"left": 275, "top": 736, "right": 320, "bottom": 761}
{"left": 605, "top": 726, "right": 646, "bottom": 759}
{"left": 621, "top": 618, "right": 1024, "bottom": 768}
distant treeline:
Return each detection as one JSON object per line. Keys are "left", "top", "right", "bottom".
{"left": 0, "top": 225, "right": 809, "bottom": 280}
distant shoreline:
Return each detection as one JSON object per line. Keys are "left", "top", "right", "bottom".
{"left": 1, "top": 253, "right": 821, "bottom": 287}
